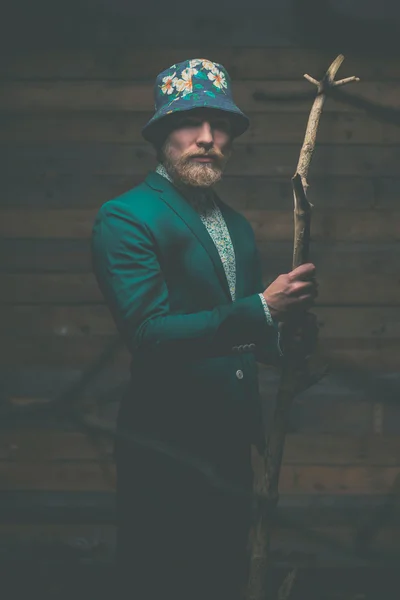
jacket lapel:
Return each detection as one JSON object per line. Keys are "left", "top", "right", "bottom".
{"left": 145, "top": 171, "right": 233, "bottom": 302}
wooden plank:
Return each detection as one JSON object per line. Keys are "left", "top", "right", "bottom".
{"left": 318, "top": 339, "right": 400, "bottom": 372}
{"left": 0, "top": 431, "right": 113, "bottom": 461}
{"left": 0, "top": 17, "right": 294, "bottom": 50}
{"left": 258, "top": 242, "right": 400, "bottom": 276}
{"left": 3, "top": 175, "right": 400, "bottom": 210}
{"left": 286, "top": 274, "right": 399, "bottom": 305}
{"left": 1, "top": 305, "right": 399, "bottom": 339}
{"left": 5, "top": 364, "right": 390, "bottom": 433}
{"left": 220, "top": 176, "right": 400, "bottom": 211}
{"left": 246, "top": 210, "right": 400, "bottom": 243}
{"left": 3, "top": 143, "right": 400, "bottom": 177}
{"left": 0, "top": 239, "right": 92, "bottom": 271}
{"left": 2, "top": 111, "right": 399, "bottom": 145}
{"left": 0, "top": 461, "right": 116, "bottom": 491}
{"left": 3, "top": 48, "right": 400, "bottom": 80}
{"left": 313, "top": 307, "right": 400, "bottom": 339}
{"left": 2, "top": 272, "right": 399, "bottom": 305}
{"left": 1, "top": 240, "right": 398, "bottom": 277}
{"left": 285, "top": 398, "right": 374, "bottom": 436}
{"left": 0, "top": 336, "right": 398, "bottom": 371}
{"left": 1, "top": 81, "right": 399, "bottom": 113}
{"left": 278, "top": 466, "right": 400, "bottom": 494}
{"left": 0, "top": 523, "right": 115, "bottom": 537}
{"left": 0, "top": 523, "right": 399, "bottom": 568}
{"left": 4, "top": 490, "right": 400, "bottom": 564}
{"left": 0, "top": 490, "right": 115, "bottom": 524}
{"left": 1, "top": 207, "right": 399, "bottom": 242}
{"left": 282, "top": 435, "right": 400, "bottom": 466}
{"left": 0, "top": 490, "right": 396, "bottom": 526}
{"left": 1, "top": 174, "right": 139, "bottom": 209}
{"left": 0, "top": 210, "right": 97, "bottom": 240}
{"left": 0, "top": 371, "right": 381, "bottom": 436}
{"left": 268, "top": 527, "right": 400, "bottom": 567}
{"left": 0, "top": 273, "right": 103, "bottom": 303}
{"left": 0, "top": 335, "right": 130, "bottom": 368}
{"left": 1, "top": 430, "right": 399, "bottom": 466}
{"left": 0, "top": 305, "right": 118, "bottom": 336}
{"left": 0, "top": 523, "right": 116, "bottom": 564}
{"left": 2, "top": 523, "right": 400, "bottom": 568}
{"left": 0, "top": 460, "right": 398, "bottom": 494}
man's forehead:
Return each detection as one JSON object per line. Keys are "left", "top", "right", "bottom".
{"left": 176, "top": 108, "right": 230, "bottom": 121}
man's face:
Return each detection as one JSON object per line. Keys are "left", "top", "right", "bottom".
{"left": 161, "top": 108, "right": 233, "bottom": 188}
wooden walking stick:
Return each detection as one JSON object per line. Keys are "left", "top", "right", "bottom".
{"left": 247, "top": 55, "right": 360, "bottom": 600}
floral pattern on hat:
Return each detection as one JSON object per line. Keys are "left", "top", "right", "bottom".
{"left": 207, "top": 69, "right": 227, "bottom": 90}
{"left": 159, "top": 59, "right": 228, "bottom": 106}
{"left": 160, "top": 71, "right": 176, "bottom": 95}
{"left": 142, "top": 57, "right": 249, "bottom": 141}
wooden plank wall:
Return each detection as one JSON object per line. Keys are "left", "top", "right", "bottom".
{"left": 1, "top": 18, "right": 400, "bottom": 569}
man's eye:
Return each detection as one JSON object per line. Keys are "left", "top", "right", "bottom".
{"left": 212, "top": 120, "right": 230, "bottom": 131}
{"left": 179, "top": 119, "right": 201, "bottom": 128}
{"left": 176, "top": 118, "right": 230, "bottom": 131}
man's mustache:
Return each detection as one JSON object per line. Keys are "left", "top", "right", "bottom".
{"left": 183, "top": 149, "right": 225, "bottom": 161}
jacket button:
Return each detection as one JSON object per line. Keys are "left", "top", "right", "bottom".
{"left": 236, "top": 369, "right": 244, "bottom": 380}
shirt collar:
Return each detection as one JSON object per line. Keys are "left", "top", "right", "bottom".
{"left": 155, "top": 163, "right": 173, "bottom": 183}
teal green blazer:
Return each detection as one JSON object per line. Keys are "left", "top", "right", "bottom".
{"left": 91, "top": 171, "right": 280, "bottom": 461}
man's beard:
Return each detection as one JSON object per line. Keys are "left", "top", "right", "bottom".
{"left": 162, "top": 143, "right": 231, "bottom": 189}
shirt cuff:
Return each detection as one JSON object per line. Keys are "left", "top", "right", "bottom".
{"left": 258, "top": 293, "right": 284, "bottom": 357}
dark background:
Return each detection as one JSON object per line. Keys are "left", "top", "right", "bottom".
{"left": 0, "top": 1, "right": 400, "bottom": 598}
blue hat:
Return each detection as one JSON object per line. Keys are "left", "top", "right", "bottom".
{"left": 142, "top": 58, "right": 250, "bottom": 142}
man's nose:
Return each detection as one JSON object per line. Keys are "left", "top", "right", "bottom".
{"left": 196, "top": 121, "right": 214, "bottom": 146}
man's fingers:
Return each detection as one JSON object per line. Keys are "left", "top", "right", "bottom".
{"left": 290, "top": 263, "right": 316, "bottom": 280}
{"left": 291, "top": 280, "right": 318, "bottom": 296}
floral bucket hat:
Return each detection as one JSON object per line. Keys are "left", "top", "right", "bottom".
{"left": 142, "top": 58, "right": 250, "bottom": 142}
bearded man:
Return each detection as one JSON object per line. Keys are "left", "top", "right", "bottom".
{"left": 91, "top": 58, "right": 318, "bottom": 600}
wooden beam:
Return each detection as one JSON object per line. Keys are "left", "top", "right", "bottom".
{"left": 0, "top": 522, "right": 399, "bottom": 567}
{"left": 1, "top": 240, "right": 398, "bottom": 275}
{"left": 1, "top": 208, "right": 399, "bottom": 242}
{"left": 0, "top": 336, "right": 398, "bottom": 370}
{"left": 3, "top": 175, "right": 400, "bottom": 210}
{"left": 1, "top": 81, "right": 399, "bottom": 113}
{"left": 1, "top": 112, "right": 399, "bottom": 145}
{"left": 0, "top": 460, "right": 398, "bottom": 495}
{"left": 1, "top": 430, "right": 400, "bottom": 466}
{"left": 2, "top": 272, "right": 399, "bottom": 305}
{"left": 1, "top": 305, "right": 400, "bottom": 338}
{"left": 2, "top": 143, "right": 400, "bottom": 177}
{"left": 3, "top": 48, "right": 400, "bottom": 80}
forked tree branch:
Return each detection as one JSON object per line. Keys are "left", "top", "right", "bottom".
{"left": 247, "top": 55, "right": 359, "bottom": 600}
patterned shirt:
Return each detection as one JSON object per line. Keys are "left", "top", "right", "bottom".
{"left": 155, "top": 164, "right": 283, "bottom": 356}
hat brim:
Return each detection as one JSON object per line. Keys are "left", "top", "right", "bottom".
{"left": 142, "top": 93, "right": 249, "bottom": 143}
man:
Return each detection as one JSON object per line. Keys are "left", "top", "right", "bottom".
{"left": 91, "top": 58, "right": 318, "bottom": 600}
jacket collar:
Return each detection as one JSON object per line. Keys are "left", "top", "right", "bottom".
{"left": 145, "top": 171, "right": 244, "bottom": 302}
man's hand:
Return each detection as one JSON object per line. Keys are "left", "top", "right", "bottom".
{"left": 263, "top": 263, "right": 318, "bottom": 322}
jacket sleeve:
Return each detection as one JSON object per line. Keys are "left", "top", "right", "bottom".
{"left": 91, "top": 204, "right": 278, "bottom": 362}
{"left": 251, "top": 238, "right": 284, "bottom": 366}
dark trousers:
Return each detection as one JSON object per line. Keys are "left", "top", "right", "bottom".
{"left": 115, "top": 439, "right": 253, "bottom": 600}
